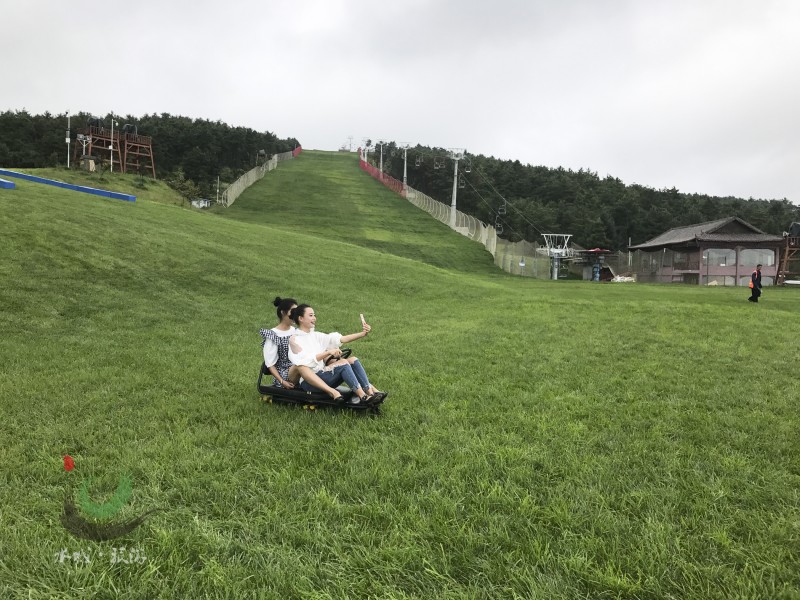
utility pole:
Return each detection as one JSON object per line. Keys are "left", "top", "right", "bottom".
{"left": 378, "top": 140, "right": 385, "bottom": 178}
{"left": 360, "top": 138, "right": 371, "bottom": 162}
{"left": 66, "top": 111, "right": 70, "bottom": 169}
{"left": 401, "top": 143, "right": 409, "bottom": 194}
{"left": 109, "top": 117, "right": 118, "bottom": 173}
{"left": 448, "top": 149, "right": 464, "bottom": 228}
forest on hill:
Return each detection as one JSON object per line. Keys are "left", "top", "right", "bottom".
{"left": 0, "top": 109, "right": 299, "bottom": 199}
{"left": 2, "top": 109, "right": 797, "bottom": 251}
{"left": 369, "top": 141, "right": 800, "bottom": 251}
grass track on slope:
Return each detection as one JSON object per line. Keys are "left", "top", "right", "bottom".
{"left": 212, "top": 150, "right": 499, "bottom": 274}
{"left": 1, "top": 153, "right": 798, "bottom": 599}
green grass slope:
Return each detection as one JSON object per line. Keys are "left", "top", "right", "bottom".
{"left": 1, "top": 153, "right": 798, "bottom": 599}
{"left": 212, "top": 150, "right": 499, "bottom": 274}
{"left": 12, "top": 167, "right": 187, "bottom": 206}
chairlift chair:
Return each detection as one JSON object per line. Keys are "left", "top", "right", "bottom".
{"left": 464, "top": 160, "right": 472, "bottom": 173}
{"left": 498, "top": 201, "right": 507, "bottom": 216}
{"left": 415, "top": 156, "right": 422, "bottom": 167}
{"left": 458, "top": 174, "right": 465, "bottom": 189}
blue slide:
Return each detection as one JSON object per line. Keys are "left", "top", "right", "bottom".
{"left": 0, "top": 169, "right": 136, "bottom": 202}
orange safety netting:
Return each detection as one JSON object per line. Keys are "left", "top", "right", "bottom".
{"left": 359, "top": 158, "right": 406, "bottom": 197}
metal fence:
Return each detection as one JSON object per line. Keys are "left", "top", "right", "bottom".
{"left": 359, "top": 159, "right": 563, "bottom": 278}
{"left": 359, "top": 160, "right": 406, "bottom": 196}
{"left": 362, "top": 158, "right": 771, "bottom": 282}
{"left": 221, "top": 148, "right": 300, "bottom": 207}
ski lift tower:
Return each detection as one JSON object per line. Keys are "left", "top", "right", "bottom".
{"left": 448, "top": 148, "right": 465, "bottom": 228}
{"left": 398, "top": 142, "right": 410, "bottom": 195}
{"left": 360, "top": 138, "right": 372, "bottom": 162}
{"left": 542, "top": 233, "right": 573, "bottom": 280}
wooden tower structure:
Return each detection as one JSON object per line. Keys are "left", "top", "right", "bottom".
{"left": 777, "top": 223, "right": 800, "bottom": 284}
{"left": 73, "top": 123, "right": 156, "bottom": 178}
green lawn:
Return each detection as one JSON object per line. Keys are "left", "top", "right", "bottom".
{"left": 0, "top": 152, "right": 798, "bottom": 599}
{"left": 10, "top": 166, "right": 187, "bottom": 207}
{"left": 211, "top": 150, "right": 499, "bottom": 274}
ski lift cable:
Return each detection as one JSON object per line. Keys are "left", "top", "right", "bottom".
{"left": 460, "top": 169, "right": 543, "bottom": 237}
{"left": 468, "top": 167, "right": 546, "bottom": 237}
{"left": 460, "top": 174, "right": 525, "bottom": 239}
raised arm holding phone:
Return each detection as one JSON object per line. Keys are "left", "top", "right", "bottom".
{"left": 288, "top": 305, "right": 387, "bottom": 405}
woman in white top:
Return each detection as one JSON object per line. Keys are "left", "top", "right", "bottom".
{"left": 288, "top": 304, "right": 386, "bottom": 405}
{"left": 260, "top": 297, "right": 342, "bottom": 399}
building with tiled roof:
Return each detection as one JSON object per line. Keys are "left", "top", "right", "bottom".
{"left": 628, "top": 217, "right": 783, "bottom": 285}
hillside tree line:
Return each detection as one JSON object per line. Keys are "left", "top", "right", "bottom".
{"left": 370, "top": 142, "right": 800, "bottom": 251}
{"left": 0, "top": 109, "right": 299, "bottom": 199}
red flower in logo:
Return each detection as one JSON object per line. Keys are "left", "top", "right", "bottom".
{"left": 63, "top": 455, "right": 75, "bottom": 472}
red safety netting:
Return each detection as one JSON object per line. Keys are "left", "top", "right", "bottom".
{"left": 359, "top": 158, "right": 406, "bottom": 197}
{"left": 292, "top": 146, "right": 302, "bottom": 158}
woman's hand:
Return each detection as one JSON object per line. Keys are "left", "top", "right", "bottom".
{"left": 321, "top": 348, "right": 342, "bottom": 363}
{"left": 341, "top": 322, "right": 372, "bottom": 344}
{"left": 280, "top": 379, "right": 295, "bottom": 389}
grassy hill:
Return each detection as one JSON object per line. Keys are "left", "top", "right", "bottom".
{"left": 10, "top": 166, "right": 187, "bottom": 206}
{"left": 212, "top": 150, "right": 499, "bottom": 274}
{"left": 1, "top": 152, "right": 798, "bottom": 599}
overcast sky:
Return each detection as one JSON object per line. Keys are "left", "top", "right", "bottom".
{"left": 4, "top": 0, "right": 799, "bottom": 202}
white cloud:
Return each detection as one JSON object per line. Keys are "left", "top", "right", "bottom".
{"left": 2, "top": 0, "right": 799, "bottom": 201}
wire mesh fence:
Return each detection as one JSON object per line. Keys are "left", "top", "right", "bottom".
{"left": 384, "top": 165, "right": 556, "bottom": 279}
{"left": 359, "top": 161, "right": 406, "bottom": 196}
{"left": 359, "top": 158, "right": 781, "bottom": 285}
{"left": 221, "top": 148, "right": 300, "bottom": 207}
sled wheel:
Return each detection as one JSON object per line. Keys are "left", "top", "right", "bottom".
{"left": 309, "top": 405, "right": 317, "bottom": 411}
{"left": 261, "top": 394, "right": 272, "bottom": 404}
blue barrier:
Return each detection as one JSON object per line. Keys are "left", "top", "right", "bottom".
{"left": 0, "top": 177, "right": 15, "bottom": 189}
{"left": 0, "top": 169, "right": 136, "bottom": 202}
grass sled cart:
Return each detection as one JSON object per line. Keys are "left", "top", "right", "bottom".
{"left": 257, "top": 350, "right": 385, "bottom": 413}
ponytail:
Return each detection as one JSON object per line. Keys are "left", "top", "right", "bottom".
{"left": 273, "top": 296, "right": 297, "bottom": 321}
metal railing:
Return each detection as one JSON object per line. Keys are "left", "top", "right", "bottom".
{"left": 359, "top": 157, "right": 562, "bottom": 278}
{"left": 221, "top": 147, "right": 301, "bottom": 207}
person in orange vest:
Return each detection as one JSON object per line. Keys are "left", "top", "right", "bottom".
{"left": 748, "top": 263, "right": 762, "bottom": 302}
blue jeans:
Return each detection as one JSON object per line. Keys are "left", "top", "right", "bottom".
{"left": 301, "top": 359, "right": 371, "bottom": 394}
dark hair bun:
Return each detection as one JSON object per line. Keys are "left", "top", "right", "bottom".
{"left": 273, "top": 296, "right": 282, "bottom": 307}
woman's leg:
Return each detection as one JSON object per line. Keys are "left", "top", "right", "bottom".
{"left": 346, "top": 357, "right": 372, "bottom": 393}
{"left": 299, "top": 368, "right": 344, "bottom": 394}
{"left": 325, "top": 360, "right": 367, "bottom": 399}
{"left": 347, "top": 356, "right": 382, "bottom": 395}
{"left": 288, "top": 365, "right": 342, "bottom": 399}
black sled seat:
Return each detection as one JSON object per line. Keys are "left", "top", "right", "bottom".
{"left": 257, "top": 363, "right": 381, "bottom": 412}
